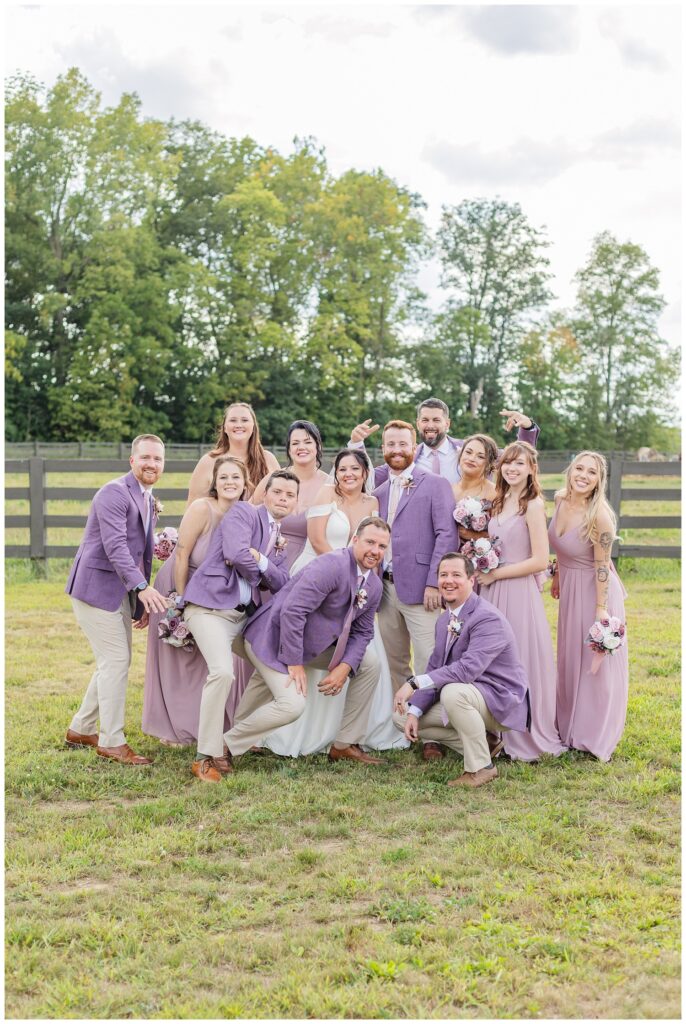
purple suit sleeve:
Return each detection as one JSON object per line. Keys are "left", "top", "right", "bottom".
{"left": 428, "top": 477, "right": 460, "bottom": 588}
{"left": 278, "top": 566, "right": 338, "bottom": 666}
{"left": 424, "top": 615, "right": 510, "bottom": 691}
{"left": 92, "top": 484, "right": 146, "bottom": 591}
{"left": 517, "top": 423, "right": 540, "bottom": 448}
{"left": 222, "top": 505, "right": 262, "bottom": 586}
{"left": 261, "top": 553, "right": 290, "bottom": 593}
{"left": 342, "top": 586, "right": 382, "bottom": 674}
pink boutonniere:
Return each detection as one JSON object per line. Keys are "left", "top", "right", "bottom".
{"left": 152, "top": 496, "right": 164, "bottom": 517}
{"left": 400, "top": 475, "right": 414, "bottom": 490}
{"left": 355, "top": 588, "right": 368, "bottom": 610}
{"left": 447, "top": 618, "right": 463, "bottom": 639}
{"left": 274, "top": 534, "right": 287, "bottom": 553}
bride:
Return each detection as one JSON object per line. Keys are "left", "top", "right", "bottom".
{"left": 263, "top": 448, "right": 409, "bottom": 755}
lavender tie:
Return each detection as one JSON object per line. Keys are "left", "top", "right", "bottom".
{"left": 430, "top": 449, "right": 441, "bottom": 474}
{"left": 328, "top": 574, "right": 363, "bottom": 670}
{"left": 264, "top": 521, "right": 279, "bottom": 556}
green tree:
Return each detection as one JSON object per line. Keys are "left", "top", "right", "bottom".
{"left": 512, "top": 319, "right": 583, "bottom": 450}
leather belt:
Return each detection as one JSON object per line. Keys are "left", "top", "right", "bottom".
{"left": 235, "top": 600, "right": 258, "bottom": 617}
{"left": 382, "top": 570, "right": 394, "bottom": 583}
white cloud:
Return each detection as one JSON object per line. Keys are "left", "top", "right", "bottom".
{"left": 423, "top": 137, "right": 579, "bottom": 186}
{"left": 458, "top": 5, "right": 579, "bottom": 56}
{"left": 302, "top": 14, "right": 394, "bottom": 42}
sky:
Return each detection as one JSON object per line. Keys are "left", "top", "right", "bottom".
{"left": 4, "top": 2, "right": 682, "bottom": 347}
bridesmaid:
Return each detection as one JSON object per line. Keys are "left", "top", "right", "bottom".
{"left": 187, "top": 402, "right": 279, "bottom": 503}
{"left": 250, "top": 420, "right": 329, "bottom": 569}
{"left": 142, "top": 456, "right": 250, "bottom": 746}
{"left": 476, "top": 441, "right": 566, "bottom": 761}
{"left": 452, "top": 434, "right": 498, "bottom": 546}
{"left": 549, "top": 451, "right": 629, "bottom": 760}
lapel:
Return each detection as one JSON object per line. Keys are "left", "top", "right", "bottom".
{"left": 257, "top": 504, "right": 272, "bottom": 553}
{"left": 346, "top": 547, "right": 359, "bottom": 612}
{"left": 446, "top": 592, "right": 479, "bottom": 661}
{"left": 125, "top": 471, "right": 146, "bottom": 530}
{"left": 393, "top": 468, "right": 426, "bottom": 523}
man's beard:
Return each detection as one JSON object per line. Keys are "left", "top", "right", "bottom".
{"left": 421, "top": 430, "right": 447, "bottom": 449}
{"left": 383, "top": 451, "right": 414, "bottom": 472}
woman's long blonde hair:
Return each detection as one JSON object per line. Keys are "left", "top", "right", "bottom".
{"left": 556, "top": 451, "right": 617, "bottom": 543}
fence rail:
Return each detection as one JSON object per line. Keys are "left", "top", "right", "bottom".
{"left": 5, "top": 456, "right": 681, "bottom": 562}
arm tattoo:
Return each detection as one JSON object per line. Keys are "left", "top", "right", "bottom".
{"left": 596, "top": 566, "right": 609, "bottom": 583}
{"left": 599, "top": 531, "right": 612, "bottom": 551}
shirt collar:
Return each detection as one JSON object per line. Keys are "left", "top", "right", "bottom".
{"left": 138, "top": 479, "right": 153, "bottom": 496}
{"left": 389, "top": 464, "right": 414, "bottom": 482}
{"left": 448, "top": 603, "right": 464, "bottom": 619}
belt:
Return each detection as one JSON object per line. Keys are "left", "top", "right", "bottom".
{"left": 382, "top": 569, "right": 394, "bottom": 583}
{"left": 235, "top": 600, "right": 257, "bottom": 617}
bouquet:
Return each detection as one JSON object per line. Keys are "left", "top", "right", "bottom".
{"left": 585, "top": 616, "right": 626, "bottom": 674}
{"left": 453, "top": 497, "right": 489, "bottom": 533}
{"left": 154, "top": 527, "right": 178, "bottom": 561}
{"left": 461, "top": 536, "right": 502, "bottom": 574}
{"left": 158, "top": 592, "right": 195, "bottom": 652}
{"left": 533, "top": 557, "right": 557, "bottom": 593}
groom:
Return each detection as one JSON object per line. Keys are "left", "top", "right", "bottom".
{"left": 221, "top": 516, "right": 391, "bottom": 775}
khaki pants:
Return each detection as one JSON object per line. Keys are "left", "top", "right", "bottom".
{"left": 393, "top": 682, "right": 507, "bottom": 773}
{"left": 377, "top": 579, "right": 441, "bottom": 692}
{"left": 184, "top": 603, "right": 247, "bottom": 758}
{"left": 226, "top": 640, "right": 381, "bottom": 756}
{"left": 70, "top": 597, "right": 133, "bottom": 748}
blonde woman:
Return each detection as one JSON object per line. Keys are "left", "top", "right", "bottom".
{"left": 549, "top": 452, "right": 628, "bottom": 760}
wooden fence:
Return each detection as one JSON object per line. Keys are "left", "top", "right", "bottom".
{"left": 5, "top": 455, "right": 681, "bottom": 562}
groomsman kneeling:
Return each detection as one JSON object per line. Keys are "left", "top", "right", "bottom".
{"left": 182, "top": 470, "right": 299, "bottom": 782}
{"left": 393, "top": 552, "right": 530, "bottom": 788}
{"left": 222, "top": 516, "right": 391, "bottom": 775}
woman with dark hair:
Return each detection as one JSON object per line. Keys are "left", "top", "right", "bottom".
{"left": 262, "top": 447, "right": 409, "bottom": 757}
{"left": 187, "top": 402, "right": 280, "bottom": 504}
{"left": 452, "top": 433, "right": 499, "bottom": 545}
{"left": 143, "top": 456, "right": 251, "bottom": 746}
{"left": 475, "top": 442, "right": 565, "bottom": 761}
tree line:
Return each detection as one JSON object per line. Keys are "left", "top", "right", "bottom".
{"left": 5, "top": 68, "right": 680, "bottom": 451}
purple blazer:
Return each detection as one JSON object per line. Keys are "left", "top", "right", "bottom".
{"left": 374, "top": 467, "right": 458, "bottom": 605}
{"left": 371, "top": 424, "right": 540, "bottom": 487}
{"left": 65, "top": 470, "right": 155, "bottom": 613}
{"left": 183, "top": 503, "right": 289, "bottom": 610}
{"left": 244, "top": 547, "right": 382, "bottom": 674}
{"left": 410, "top": 592, "right": 530, "bottom": 731}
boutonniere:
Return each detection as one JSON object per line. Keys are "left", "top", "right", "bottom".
{"left": 355, "top": 587, "right": 368, "bottom": 609}
{"left": 447, "top": 618, "right": 463, "bottom": 639}
{"left": 400, "top": 475, "right": 414, "bottom": 490}
{"left": 274, "top": 534, "right": 287, "bottom": 553}
{"left": 152, "top": 496, "right": 164, "bottom": 517}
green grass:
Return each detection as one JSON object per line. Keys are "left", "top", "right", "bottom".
{"left": 4, "top": 560, "right": 681, "bottom": 1018}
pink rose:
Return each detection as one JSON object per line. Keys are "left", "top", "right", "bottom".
{"left": 476, "top": 555, "right": 490, "bottom": 571}
{"left": 174, "top": 623, "right": 190, "bottom": 639}
{"left": 588, "top": 622, "right": 604, "bottom": 642}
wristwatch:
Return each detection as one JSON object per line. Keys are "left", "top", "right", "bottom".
{"left": 135, "top": 581, "right": 148, "bottom": 592}
{"left": 406, "top": 675, "right": 419, "bottom": 691}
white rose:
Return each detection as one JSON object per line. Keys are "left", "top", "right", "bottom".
{"left": 604, "top": 635, "right": 621, "bottom": 650}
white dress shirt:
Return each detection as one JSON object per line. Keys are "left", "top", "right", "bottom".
{"left": 414, "top": 437, "right": 459, "bottom": 483}
{"left": 237, "top": 513, "right": 274, "bottom": 605}
{"left": 408, "top": 603, "right": 465, "bottom": 718}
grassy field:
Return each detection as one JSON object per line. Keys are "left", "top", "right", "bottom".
{"left": 4, "top": 557, "right": 681, "bottom": 1019}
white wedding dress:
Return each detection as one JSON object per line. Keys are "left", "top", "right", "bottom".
{"left": 263, "top": 502, "right": 409, "bottom": 755}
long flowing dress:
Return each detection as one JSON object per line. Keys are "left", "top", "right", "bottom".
{"left": 548, "top": 507, "right": 629, "bottom": 761}
{"left": 481, "top": 511, "right": 566, "bottom": 761}
{"left": 142, "top": 499, "right": 230, "bottom": 745}
{"left": 262, "top": 502, "right": 410, "bottom": 755}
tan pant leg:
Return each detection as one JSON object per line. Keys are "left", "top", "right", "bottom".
{"left": 308, "top": 644, "right": 381, "bottom": 747}
{"left": 224, "top": 640, "right": 306, "bottom": 756}
{"left": 392, "top": 704, "right": 465, "bottom": 755}
{"left": 440, "top": 683, "right": 504, "bottom": 772}
{"left": 377, "top": 580, "right": 412, "bottom": 692}
{"left": 184, "top": 604, "right": 246, "bottom": 758}
{"left": 70, "top": 597, "right": 132, "bottom": 748}
{"left": 397, "top": 598, "right": 442, "bottom": 675}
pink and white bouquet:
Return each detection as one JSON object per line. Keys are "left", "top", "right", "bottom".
{"left": 154, "top": 527, "right": 178, "bottom": 562}
{"left": 461, "top": 536, "right": 502, "bottom": 574}
{"left": 158, "top": 592, "right": 195, "bottom": 652}
{"left": 453, "top": 497, "right": 489, "bottom": 532}
{"left": 585, "top": 616, "right": 626, "bottom": 674}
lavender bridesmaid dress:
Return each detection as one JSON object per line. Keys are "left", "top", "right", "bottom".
{"left": 225, "top": 509, "right": 310, "bottom": 726}
{"left": 548, "top": 508, "right": 629, "bottom": 761}
{"left": 482, "top": 512, "right": 566, "bottom": 761}
{"left": 142, "top": 500, "right": 228, "bottom": 745}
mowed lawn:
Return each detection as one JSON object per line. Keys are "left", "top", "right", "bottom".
{"left": 4, "top": 559, "right": 681, "bottom": 1019}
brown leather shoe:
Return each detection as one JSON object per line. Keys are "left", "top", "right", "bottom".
{"left": 65, "top": 729, "right": 99, "bottom": 749}
{"left": 211, "top": 754, "right": 233, "bottom": 775}
{"left": 487, "top": 732, "right": 504, "bottom": 759}
{"left": 422, "top": 741, "right": 444, "bottom": 761}
{"left": 191, "top": 757, "right": 222, "bottom": 783}
{"left": 328, "top": 744, "right": 385, "bottom": 765}
{"left": 447, "top": 766, "right": 498, "bottom": 788}
{"left": 96, "top": 744, "right": 153, "bottom": 766}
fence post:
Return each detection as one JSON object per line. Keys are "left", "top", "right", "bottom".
{"left": 28, "top": 457, "right": 47, "bottom": 575}
{"left": 608, "top": 456, "right": 623, "bottom": 563}
{"left": 119, "top": 441, "right": 127, "bottom": 460}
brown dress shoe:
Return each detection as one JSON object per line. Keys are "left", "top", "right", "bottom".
{"left": 96, "top": 744, "right": 153, "bottom": 766}
{"left": 487, "top": 732, "right": 505, "bottom": 759}
{"left": 328, "top": 744, "right": 385, "bottom": 765}
{"left": 422, "top": 741, "right": 444, "bottom": 761}
{"left": 191, "top": 757, "right": 222, "bottom": 783}
{"left": 211, "top": 754, "right": 234, "bottom": 775}
{"left": 65, "top": 729, "right": 99, "bottom": 749}
{"left": 447, "top": 765, "right": 498, "bottom": 788}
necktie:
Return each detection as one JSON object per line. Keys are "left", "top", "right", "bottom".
{"left": 444, "top": 615, "right": 459, "bottom": 660}
{"left": 385, "top": 477, "right": 403, "bottom": 567}
{"left": 430, "top": 449, "right": 441, "bottom": 475}
{"left": 328, "top": 574, "right": 363, "bottom": 670}
{"left": 264, "top": 521, "right": 279, "bottom": 556}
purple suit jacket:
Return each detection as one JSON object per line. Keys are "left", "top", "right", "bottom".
{"left": 410, "top": 592, "right": 530, "bottom": 731}
{"left": 374, "top": 467, "right": 458, "bottom": 605}
{"left": 244, "top": 547, "right": 382, "bottom": 674}
{"left": 371, "top": 424, "right": 540, "bottom": 487}
{"left": 183, "top": 503, "right": 289, "bottom": 610}
{"left": 65, "top": 470, "right": 155, "bottom": 613}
